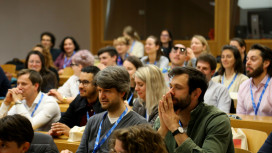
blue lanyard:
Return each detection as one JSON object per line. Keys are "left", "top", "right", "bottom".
{"left": 127, "top": 93, "right": 133, "bottom": 105}
{"left": 31, "top": 93, "right": 44, "bottom": 117}
{"left": 221, "top": 73, "right": 238, "bottom": 90}
{"left": 87, "top": 111, "right": 95, "bottom": 120}
{"left": 179, "top": 120, "right": 183, "bottom": 127}
{"left": 63, "top": 51, "right": 75, "bottom": 68}
{"left": 93, "top": 107, "right": 128, "bottom": 153}
{"left": 250, "top": 77, "right": 271, "bottom": 115}
{"left": 117, "top": 56, "right": 122, "bottom": 66}
{"left": 129, "top": 41, "right": 136, "bottom": 53}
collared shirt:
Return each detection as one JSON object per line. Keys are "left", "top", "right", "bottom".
{"left": 212, "top": 72, "right": 248, "bottom": 93}
{"left": 237, "top": 74, "right": 272, "bottom": 116}
{"left": 204, "top": 80, "right": 231, "bottom": 113}
{"left": 57, "top": 75, "right": 79, "bottom": 98}
{"left": 0, "top": 92, "right": 60, "bottom": 131}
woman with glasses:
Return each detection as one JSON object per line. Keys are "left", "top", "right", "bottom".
{"left": 133, "top": 65, "right": 168, "bottom": 125}
{"left": 32, "top": 44, "right": 59, "bottom": 83}
{"left": 25, "top": 51, "right": 58, "bottom": 93}
{"left": 141, "top": 35, "right": 169, "bottom": 70}
{"left": 212, "top": 45, "right": 248, "bottom": 93}
{"left": 48, "top": 50, "right": 94, "bottom": 104}
{"left": 114, "top": 36, "right": 130, "bottom": 66}
{"left": 159, "top": 29, "right": 173, "bottom": 60}
{"left": 54, "top": 36, "right": 80, "bottom": 75}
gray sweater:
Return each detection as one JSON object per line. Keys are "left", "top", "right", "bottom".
{"left": 76, "top": 111, "right": 148, "bottom": 153}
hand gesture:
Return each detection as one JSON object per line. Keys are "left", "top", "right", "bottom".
{"left": 49, "top": 122, "right": 71, "bottom": 137}
{"left": 160, "top": 91, "right": 180, "bottom": 132}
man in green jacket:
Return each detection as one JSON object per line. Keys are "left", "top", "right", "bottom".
{"left": 154, "top": 67, "right": 234, "bottom": 153}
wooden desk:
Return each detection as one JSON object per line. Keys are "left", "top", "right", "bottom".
{"left": 38, "top": 132, "right": 80, "bottom": 152}
{"left": 230, "top": 114, "right": 272, "bottom": 135}
{"left": 53, "top": 135, "right": 80, "bottom": 152}
{"left": 59, "top": 75, "right": 70, "bottom": 86}
{"left": 59, "top": 103, "right": 69, "bottom": 112}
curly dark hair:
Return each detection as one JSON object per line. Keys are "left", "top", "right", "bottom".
{"left": 109, "top": 124, "right": 168, "bottom": 153}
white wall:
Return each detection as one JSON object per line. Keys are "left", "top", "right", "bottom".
{"left": 0, "top": 0, "right": 90, "bottom": 64}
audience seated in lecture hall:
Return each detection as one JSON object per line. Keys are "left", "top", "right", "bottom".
{"left": 113, "top": 36, "right": 130, "bottom": 66}
{"left": 97, "top": 46, "right": 118, "bottom": 70}
{"left": 185, "top": 35, "right": 210, "bottom": 68}
{"left": 0, "top": 69, "right": 60, "bottom": 131}
{"left": 109, "top": 124, "right": 168, "bottom": 153}
{"left": 196, "top": 53, "right": 231, "bottom": 113}
{"left": 0, "top": 114, "right": 59, "bottom": 153}
{"left": 237, "top": 44, "right": 272, "bottom": 116}
{"left": 122, "top": 56, "right": 143, "bottom": 107}
{"left": 61, "top": 66, "right": 147, "bottom": 153}
{"left": 159, "top": 29, "right": 173, "bottom": 60}
{"left": 141, "top": 35, "right": 169, "bottom": 70}
{"left": 55, "top": 36, "right": 80, "bottom": 75}
{"left": 32, "top": 44, "right": 59, "bottom": 83}
{"left": 154, "top": 67, "right": 234, "bottom": 153}
{"left": 49, "top": 66, "right": 104, "bottom": 137}
{"left": 40, "top": 31, "right": 62, "bottom": 62}
{"left": 212, "top": 45, "right": 248, "bottom": 93}
{"left": 48, "top": 50, "right": 95, "bottom": 104}
{"left": 123, "top": 25, "right": 144, "bottom": 58}
{"left": 25, "top": 51, "right": 58, "bottom": 93}
{"left": 133, "top": 65, "right": 168, "bottom": 125}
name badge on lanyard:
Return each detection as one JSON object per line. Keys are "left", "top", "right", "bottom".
{"left": 250, "top": 77, "right": 271, "bottom": 115}
{"left": 92, "top": 107, "right": 128, "bottom": 153}
{"left": 31, "top": 93, "right": 44, "bottom": 117}
{"left": 221, "top": 73, "right": 238, "bottom": 90}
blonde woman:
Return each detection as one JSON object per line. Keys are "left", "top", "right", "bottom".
{"left": 114, "top": 36, "right": 130, "bottom": 66}
{"left": 133, "top": 65, "right": 168, "bottom": 125}
{"left": 186, "top": 35, "right": 210, "bottom": 67}
{"left": 123, "top": 26, "right": 144, "bottom": 58}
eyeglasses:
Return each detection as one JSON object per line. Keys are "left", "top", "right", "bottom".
{"left": 70, "top": 63, "right": 78, "bottom": 67}
{"left": 77, "top": 80, "right": 91, "bottom": 87}
{"left": 172, "top": 47, "right": 186, "bottom": 55}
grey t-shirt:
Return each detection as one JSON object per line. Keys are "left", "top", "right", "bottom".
{"left": 76, "top": 111, "right": 148, "bottom": 153}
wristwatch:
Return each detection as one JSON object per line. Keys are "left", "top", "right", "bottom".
{"left": 172, "top": 127, "right": 184, "bottom": 136}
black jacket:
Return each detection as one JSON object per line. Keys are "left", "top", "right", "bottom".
{"left": 59, "top": 95, "right": 104, "bottom": 128}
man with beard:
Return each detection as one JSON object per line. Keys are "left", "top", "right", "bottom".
{"left": 237, "top": 44, "right": 272, "bottom": 116}
{"left": 154, "top": 67, "right": 234, "bottom": 153}
{"left": 49, "top": 66, "right": 104, "bottom": 137}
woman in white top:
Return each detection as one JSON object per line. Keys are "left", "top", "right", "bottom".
{"left": 141, "top": 35, "right": 169, "bottom": 70}
{"left": 123, "top": 26, "right": 144, "bottom": 58}
{"left": 48, "top": 50, "right": 95, "bottom": 103}
{"left": 212, "top": 45, "right": 248, "bottom": 93}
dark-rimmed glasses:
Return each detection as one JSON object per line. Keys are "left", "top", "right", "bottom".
{"left": 77, "top": 80, "right": 91, "bottom": 87}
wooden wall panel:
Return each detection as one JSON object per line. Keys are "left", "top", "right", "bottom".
{"left": 90, "top": 0, "right": 272, "bottom": 57}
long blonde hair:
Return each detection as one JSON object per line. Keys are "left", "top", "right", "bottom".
{"left": 134, "top": 65, "right": 168, "bottom": 115}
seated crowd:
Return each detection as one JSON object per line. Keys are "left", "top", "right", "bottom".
{"left": 1, "top": 28, "right": 272, "bottom": 153}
